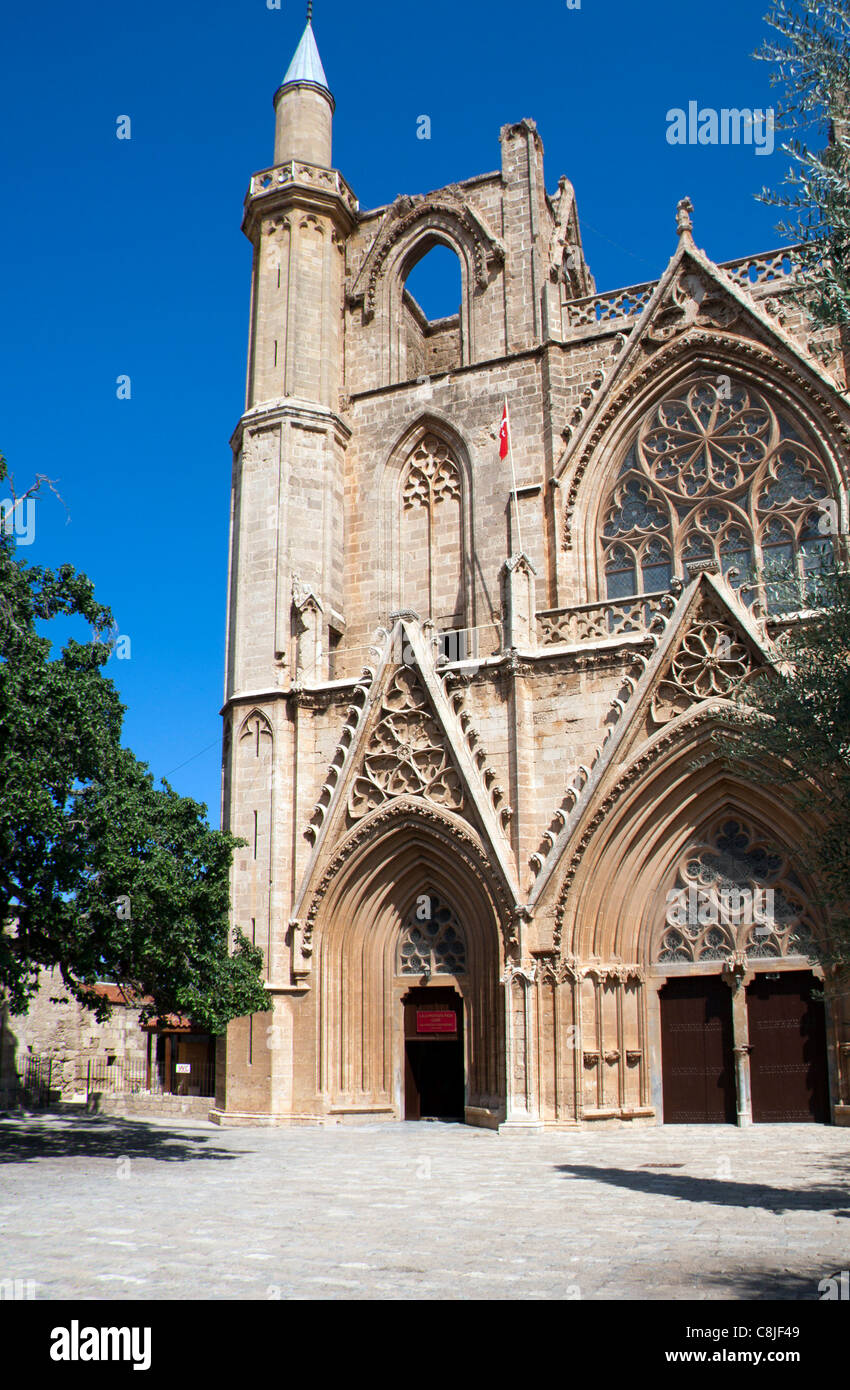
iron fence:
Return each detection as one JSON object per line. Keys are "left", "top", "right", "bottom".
{"left": 85, "top": 1057, "right": 215, "bottom": 1099}
{"left": 0, "top": 1054, "right": 54, "bottom": 1109}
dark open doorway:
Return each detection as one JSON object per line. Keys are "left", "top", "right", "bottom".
{"left": 403, "top": 986, "right": 464, "bottom": 1120}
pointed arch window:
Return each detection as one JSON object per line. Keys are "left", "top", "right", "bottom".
{"left": 599, "top": 377, "right": 836, "bottom": 611}
{"left": 400, "top": 433, "right": 466, "bottom": 630}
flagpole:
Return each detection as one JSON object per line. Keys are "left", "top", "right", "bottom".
{"left": 505, "top": 395, "right": 524, "bottom": 558}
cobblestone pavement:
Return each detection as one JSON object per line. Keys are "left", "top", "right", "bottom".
{"left": 1, "top": 1113, "right": 848, "bottom": 1301}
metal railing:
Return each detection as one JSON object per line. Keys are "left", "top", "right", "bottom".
{"left": 0, "top": 1055, "right": 54, "bottom": 1108}
{"left": 86, "top": 1057, "right": 215, "bottom": 1100}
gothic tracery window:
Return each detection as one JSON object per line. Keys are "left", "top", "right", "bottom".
{"left": 397, "top": 893, "right": 467, "bottom": 975}
{"left": 657, "top": 817, "right": 818, "bottom": 964}
{"left": 601, "top": 378, "right": 834, "bottom": 612}
{"left": 400, "top": 434, "right": 465, "bottom": 630}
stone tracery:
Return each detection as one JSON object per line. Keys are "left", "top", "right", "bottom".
{"left": 657, "top": 816, "right": 819, "bottom": 963}
{"left": 398, "top": 894, "right": 467, "bottom": 975}
{"left": 600, "top": 376, "right": 834, "bottom": 609}
{"left": 348, "top": 667, "right": 463, "bottom": 820}
{"left": 399, "top": 434, "right": 465, "bottom": 627}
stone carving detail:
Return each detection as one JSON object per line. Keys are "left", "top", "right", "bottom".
{"left": 304, "top": 631, "right": 388, "bottom": 843}
{"left": 657, "top": 817, "right": 820, "bottom": 964}
{"left": 561, "top": 333, "right": 850, "bottom": 553}
{"left": 551, "top": 705, "right": 728, "bottom": 944}
{"left": 302, "top": 799, "right": 514, "bottom": 947}
{"left": 352, "top": 193, "right": 504, "bottom": 321}
{"left": 529, "top": 592, "right": 681, "bottom": 881}
{"left": 599, "top": 375, "right": 834, "bottom": 608}
{"left": 442, "top": 671, "right": 513, "bottom": 833}
{"left": 566, "top": 282, "right": 655, "bottom": 329}
{"left": 402, "top": 437, "right": 461, "bottom": 510}
{"left": 398, "top": 893, "right": 466, "bottom": 975}
{"left": 644, "top": 269, "right": 738, "bottom": 346}
{"left": 720, "top": 249, "right": 795, "bottom": 294}
{"left": 248, "top": 160, "right": 359, "bottom": 218}
{"left": 348, "top": 667, "right": 463, "bottom": 820}
{"left": 651, "top": 617, "right": 755, "bottom": 723}
{"left": 537, "top": 591, "right": 676, "bottom": 647}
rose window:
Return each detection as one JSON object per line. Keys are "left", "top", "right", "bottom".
{"left": 600, "top": 377, "right": 835, "bottom": 611}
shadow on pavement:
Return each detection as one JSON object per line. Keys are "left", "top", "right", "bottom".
{"left": 0, "top": 1114, "right": 242, "bottom": 1164}
{"left": 694, "top": 1267, "right": 829, "bottom": 1300}
{"left": 556, "top": 1162, "right": 850, "bottom": 1215}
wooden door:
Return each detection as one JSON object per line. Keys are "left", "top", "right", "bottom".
{"left": 660, "top": 976, "right": 736, "bottom": 1123}
{"left": 747, "top": 971, "right": 828, "bottom": 1123}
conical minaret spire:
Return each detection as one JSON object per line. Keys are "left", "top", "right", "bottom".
{"left": 273, "top": 11, "right": 334, "bottom": 166}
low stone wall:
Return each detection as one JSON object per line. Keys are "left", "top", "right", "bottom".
{"left": 87, "top": 1093, "right": 214, "bottom": 1120}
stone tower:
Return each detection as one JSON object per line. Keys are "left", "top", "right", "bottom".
{"left": 215, "top": 18, "right": 850, "bottom": 1130}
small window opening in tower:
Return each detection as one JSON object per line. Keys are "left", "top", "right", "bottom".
{"left": 402, "top": 243, "right": 462, "bottom": 380}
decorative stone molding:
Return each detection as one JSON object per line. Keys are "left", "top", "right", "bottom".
{"left": 657, "top": 815, "right": 821, "bottom": 965}
{"left": 561, "top": 331, "right": 850, "bottom": 551}
{"left": 651, "top": 616, "right": 756, "bottom": 724}
{"left": 350, "top": 191, "right": 505, "bottom": 321}
{"left": 537, "top": 591, "right": 675, "bottom": 648}
{"left": 348, "top": 666, "right": 464, "bottom": 821}
{"left": 440, "top": 668, "right": 513, "bottom": 834}
{"left": 302, "top": 799, "right": 514, "bottom": 946}
{"left": 529, "top": 594, "right": 678, "bottom": 882}
{"left": 304, "top": 647, "right": 382, "bottom": 844}
{"left": 246, "top": 160, "right": 359, "bottom": 218}
{"left": 551, "top": 705, "right": 738, "bottom": 943}
{"left": 643, "top": 267, "right": 739, "bottom": 347}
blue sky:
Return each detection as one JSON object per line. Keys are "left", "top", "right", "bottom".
{"left": 0, "top": 0, "right": 808, "bottom": 826}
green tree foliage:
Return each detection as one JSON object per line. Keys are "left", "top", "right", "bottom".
{"left": 755, "top": 0, "right": 850, "bottom": 331}
{"left": 0, "top": 457, "right": 269, "bottom": 1031}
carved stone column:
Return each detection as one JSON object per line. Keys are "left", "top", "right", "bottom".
{"left": 499, "top": 965, "right": 544, "bottom": 1133}
{"left": 723, "top": 958, "right": 754, "bottom": 1127}
{"left": 733, "top": 1045, "right": 753, "bottom": 1127}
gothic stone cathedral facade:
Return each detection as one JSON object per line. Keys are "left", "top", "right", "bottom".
{"left": 213, "top": 20, "right": 850, "bottom": 1130}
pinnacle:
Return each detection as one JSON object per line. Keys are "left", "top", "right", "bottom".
{"left": 282, "top": 17, "right": 330, "bottom": 93}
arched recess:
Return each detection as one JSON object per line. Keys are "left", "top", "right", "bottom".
{"left": 234, "top": 709, "right": 275, "bottom": 974}
{"left": 567, "top": 339, "right": 849, "bottom": 609}
{"left": 379, "top": 416, "right": 475, "bottom": 632}
{"left": 309, "top": 803, "right": 505, "bottom": 1121}
{"left": 397, "top": 238, "right": 464, "bottom": 380}
{"left": 551, "top": 714, "right": 833, "bottom": 1121}
{"left": 385, "top": 222, "right": 477, "bottom": 384}
{"left": 556, "top": 717, "right": 829, "bottom": 968}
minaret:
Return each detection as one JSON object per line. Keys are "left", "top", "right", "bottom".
{"left": 218, "top": 12, "right": 357, "bottom": 1122}
{"left": 225, "top": 9, "right": 357, "bottom": 697}
{"left": 273, "top": 9, "right": 334, "bottom": 167}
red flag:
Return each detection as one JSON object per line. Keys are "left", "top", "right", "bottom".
{"left": 499, "top": 403, "right": 510, "bottom": 460}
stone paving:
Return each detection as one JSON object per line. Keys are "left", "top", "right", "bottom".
{"left": 0, "top": 1113, "right": 848, "bottom": 1300}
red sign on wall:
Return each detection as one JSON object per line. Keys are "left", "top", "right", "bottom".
{"left": 417, "top": 1010, "right": 457, "bottom": 1034}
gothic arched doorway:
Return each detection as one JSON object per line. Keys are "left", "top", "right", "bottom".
{"left": 398, "top": 893, "right": 466, "bottom": 1120}
{"left": 313, "top": 808, "right": 505, "bottom": 1126}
